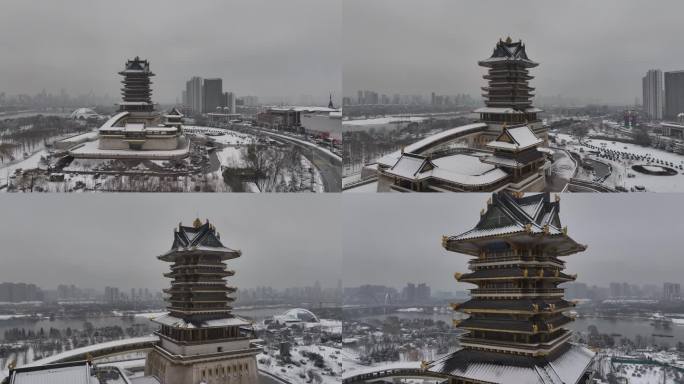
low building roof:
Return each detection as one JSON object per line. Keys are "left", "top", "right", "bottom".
{"left": 152, "top": 313, "right": 252, "bottom": 329}
{"left": 427, "top": 343, "right": 594, "bottom": 384}
{"left": 487, "top": 126, "right": 543, "bottom": 152}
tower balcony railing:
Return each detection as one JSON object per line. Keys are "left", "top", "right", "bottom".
{"left": 470, "top": 255, "right": 564, "bottom": 266}
{"left": 470, "top": 288, "right": 564, "bottom": 296}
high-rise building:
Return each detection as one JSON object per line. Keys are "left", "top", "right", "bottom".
{"left": 223, "top": 91, "right": 236, "bottom": 114}
{"left": 203, "top": 78, "right": 223, "bottom": 113}
{"left": 642, "top": 69, "right": 663, "bottom": 120}
{"left": 426, "top": 192, "right": 595, "bottom": 383}
{"left": 663, "top": 282, "right": 681, "bottom": 301}
{"left": 185, "top": 76, "right": 203, "bottom": 114}
{"left": 145, "top": 218, "right": 260, "bottom": 384}
{"left": 665, "top": 70, "right": 684, "bottom": 119}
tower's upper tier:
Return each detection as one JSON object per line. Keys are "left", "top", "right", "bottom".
{"left": 478, "top": 37, "right": 539, "bottom": 68}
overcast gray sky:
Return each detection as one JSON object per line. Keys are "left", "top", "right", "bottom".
{"left": 0, "top": 195, "right": 341, "bottom": 291}
{"left": 343, "top": 0, "right": 684, "bottom": 105}
{"left": 343, "top": 193, "right": 683, "bottom": 292}
{"left": 0, "top": 0, "right": 340, "bottom": 104}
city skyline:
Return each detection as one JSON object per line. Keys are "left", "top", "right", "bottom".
{"left": 0, "top": 0, "right": 340, "bottom": 104}
{"left": 343, "top": 193, "right": 684, "bottom": 291}
{"left": 343, "top": 0, "right": 684, "bottom": 105}
{"left": 0, "top": 195, "right": 342, "bottom": 291}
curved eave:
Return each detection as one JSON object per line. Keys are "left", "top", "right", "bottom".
{"left": 158, "top": 247, "right": 241, "bottom": 262}
{"left": 478, "top": 58, "right": 539, "bottom": 68}
{"left": 443, "top": 231, "right": 587, "bottom": 257}
{"left": 458, "top": 274, "right": 576, "bottom": 283}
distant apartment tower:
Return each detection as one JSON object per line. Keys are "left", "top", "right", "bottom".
{"left": 642, "top": 69, "right": 663, "bottom": 120}
{"left": 665, "top": 71, "right": 684, "bottom": 119}
{"left": 223, "top": 91, "right": 236, "bottom": 114}
{"left": 663, "top": 282, "right": 681, "bottom": 301}
{"left": 185, "top": 76, "right": 203, "bottom": 114}
{"left": 202, "top": 78, "right": 223, "bottom": 113}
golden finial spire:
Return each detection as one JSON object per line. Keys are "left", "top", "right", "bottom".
{"left": 505, "top": 36, "right": 512, "bottom": 44}
{"left": 192, "top": 218, "right": 202, "bottom": 228}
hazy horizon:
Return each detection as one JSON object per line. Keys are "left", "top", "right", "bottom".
{"left": 0, "top": 195, "right": 342, "bottom": 291}
{"left": 343, "top": 0, "right": 684, "bottom": 105}
{"left": 0, "top": 0, "right": 341, "bottom": 105}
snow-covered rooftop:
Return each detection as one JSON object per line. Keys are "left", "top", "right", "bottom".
{"left": 377, "top": 123, "right": 488, "bottom": 166}
{"left": 428, "top": 344, "right": 594, "bottom": 384}
{"left": 152, "top": 313, "right": 251, "bottom": 328}
{"left": 383, "top": 153, "right": 510, "bottom": 187}
{"left": 487, "top": 126, "right": 543, "bottom": 152}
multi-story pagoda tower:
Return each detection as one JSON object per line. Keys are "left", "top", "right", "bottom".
{"left": 119, "top": 56, "right": 156, "bottom": 113}
{"left": 145, "top": 218, "right": 260, "bottom": 384}
{"left": 475, "top": 37, "right": 546, "bottom": 142}
{"left": 426, "top": 192, "right": 594, "bottom": 384}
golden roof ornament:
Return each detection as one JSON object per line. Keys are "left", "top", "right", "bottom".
{"left": 192, "top": 218, "right": 202, "bottom": 228}
{"left": 441, "top": 235, "right": 449, "bottom": 248}
{"left": 505, "top": 36, "right": 513, "bottom": 44}
{"left": 7, "top": 360, "right": 16, "bottom": 370}
{"left": 524, "top": 223, "right": 532, "bottom": 233}
{"left": 454, "top": 272, "right": 462, "bottom": 280}
{"left": 562, "top": 226, "right": 568, "bottom": 235}
{"left": 480, "top": 208, "right": 485, "bottom": 216}
{"left": 555, "top": 194, "right": 561, "bottom": 202}
{"left": 543, "top": 224, "right": 550, "bottom": 234}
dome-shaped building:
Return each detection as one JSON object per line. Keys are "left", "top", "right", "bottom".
{"left": 69, "top": 107, "right": 101, "bottom": 120}
{"left": 274, "top": 308, "right": 320, "bottom": 324}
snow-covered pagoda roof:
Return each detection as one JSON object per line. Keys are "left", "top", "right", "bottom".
{"left": 443, "top": 192, "right": 587, "bottom": 256}
{"left": 486, "top": 126, "right": 543, "bottom": 152}
{"left": 159, "top": 219, "right": 241, "bottom": 261}
{"left": 479, "top": 37, "right": 538, "bottom": 68}
{"left": 119, "top": 56, "right": 155, "bottom": 75}
{"left": 427, "top": 343, "right": 594, "bottom": 384}
{"left": 164, "top": 107, "right": 184, "bottom": 118}
{"left": 152, "top": 313, "right": 252, "bottom": 329}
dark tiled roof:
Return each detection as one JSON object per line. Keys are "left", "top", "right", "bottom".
{"left": 172, "top": 220, "right": 227, "bottom": 250}
{"left": 427, "top": 343, "right": 594, "bottom": 384}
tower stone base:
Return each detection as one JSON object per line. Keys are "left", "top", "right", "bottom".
{"left": 145, "top": 346, "right": 259, "bottom": 384}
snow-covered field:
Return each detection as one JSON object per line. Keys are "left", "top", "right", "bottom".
{"left": 553, "top": 133, "right": 684, "bottom": 192}
{"left": 612, "top": 362, "right": 683, "bottom": 384}
{"left": 0, "top": 149, "right": 47, "bottom": 185}
{"left": 258, "top": 344, "right": 341, "bottom": 384}
{"left": 343, "top": 116, "right": 428, "bottom": 126}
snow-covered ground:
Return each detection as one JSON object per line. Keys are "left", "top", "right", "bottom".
{"left": 343, "top": 181, "right": 378, "bottom": 193}
{"left": 343, "top": 116, "right": 428, "bottom": 126}
{"left": 258, "top": 344, "right": 341, "bottom": 384}
{"left": 611, "top": 362, "right": 683, "bottom": 384}
{"left": 553, "top": 133, "right": 684, "bottom": 192}
{"left": 0, "top": 149, "right": 47, "bottom": 185}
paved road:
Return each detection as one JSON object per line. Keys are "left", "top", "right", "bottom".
{"left": 545, "top": 148, "right": 577, "bottom": 192}
{"left": 244, "top": 128, "right": 342, "bottom": 192}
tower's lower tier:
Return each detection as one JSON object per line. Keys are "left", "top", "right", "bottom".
{"left": 145, "top": 343, "right": 261, "bottom": 384}
{"left": 426, "top": 343, "right": 595, "bottom": 384}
